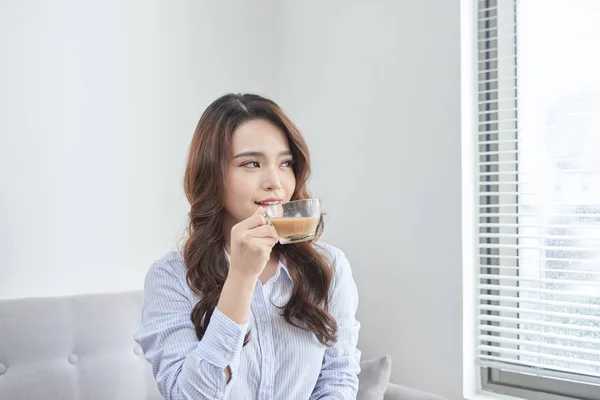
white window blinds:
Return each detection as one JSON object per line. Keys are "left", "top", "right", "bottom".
{"left": 474, "top": 0, "right": 600, "bottom": 394}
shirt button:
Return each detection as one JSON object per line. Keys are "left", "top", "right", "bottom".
{"left": 226, "top": 336, "right": 234, "bottom": 344}
{"left": 260, "top": 316, "right": 267, "bottom": 323}
{"left": 264, "top": 357, "right": 271, "bottom": 364}
{"left": 216, "top": 391, "right": 223, "bottom": 399}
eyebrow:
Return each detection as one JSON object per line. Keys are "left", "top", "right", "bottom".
{"left": 233, "top": 150, "right": 293, "bottom": 159}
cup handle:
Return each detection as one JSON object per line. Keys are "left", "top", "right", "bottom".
{"left": 264, "top": 213, "right": 275, "bottom": 228}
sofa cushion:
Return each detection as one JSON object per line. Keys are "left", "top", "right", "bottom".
{"left": 384, "top": 382, "right": 448, "bottom": 400}
{"left": 0, "top": 291, "right": 161, "bottom": 400}
{"left": 358, "top": 355, "right": 393, "bottom": 400}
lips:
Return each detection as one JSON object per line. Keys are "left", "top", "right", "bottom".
{"left": 255, "top": 197, "right": 283, "bottom": 206}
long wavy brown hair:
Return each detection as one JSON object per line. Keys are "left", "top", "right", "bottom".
{"left": 182, "top": 93, "right": 337, "bottom": 346}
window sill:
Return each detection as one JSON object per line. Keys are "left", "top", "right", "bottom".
{"left": 465, "top": 390, "right": 526, "bottom": 400}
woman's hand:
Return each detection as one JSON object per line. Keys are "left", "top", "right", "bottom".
{"left": 229, "top": 206, "right": 279, "bottom": 279}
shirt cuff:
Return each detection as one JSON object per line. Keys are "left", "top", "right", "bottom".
{"left": 192, "top": 307, "right": 248, "bottom": 372}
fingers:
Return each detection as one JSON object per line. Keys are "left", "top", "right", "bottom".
{"left": 237, "top": 206, "right": 268, "bottom": 230}
{"left": 252, "top": 237, "right": 279, "bottom": 248}
{"left": 248, "top": 224, "right": 279, "bottom": 240}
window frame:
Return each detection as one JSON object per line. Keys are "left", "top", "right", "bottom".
{"left": 462, "top": 1, "right": 600, "bottom": 399}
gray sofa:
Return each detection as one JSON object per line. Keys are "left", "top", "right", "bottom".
{"left": 0, "top": 291, "right": 445, "bottom": 400}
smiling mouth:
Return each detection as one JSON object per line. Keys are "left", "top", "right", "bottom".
{"left": 255, "top": 199, "right": 282, "bottom": 206}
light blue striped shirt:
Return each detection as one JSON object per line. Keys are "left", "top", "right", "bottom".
{"left": 135, "top": 243, "right": 361, "bottom": 400}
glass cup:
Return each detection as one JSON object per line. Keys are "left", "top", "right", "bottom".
{"left": 263, "top": 199, "right": 321, "bottom": 244}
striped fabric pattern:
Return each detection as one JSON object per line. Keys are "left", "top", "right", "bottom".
{"left": 135, "top": 243, "right": 361, "bottom": 400}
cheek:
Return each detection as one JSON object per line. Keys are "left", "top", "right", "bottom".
{"left": 283, "top": 171, "right": 297, "bottom": 197}
{"left": 224, "top": 171, "right": 252, "bottom": 204}
{"left": 230, "top": 174, "right": 256, "bottom": 199}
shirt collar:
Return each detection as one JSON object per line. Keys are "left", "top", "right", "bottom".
{"left": 278, "top": 261, "right": 292, "bottom": 281}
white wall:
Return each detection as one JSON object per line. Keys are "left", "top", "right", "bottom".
{"left": 1, "top": 1, "right": 463, "bottom": 399}
{"left": 0, "top": 0, "right": 277, "bottom": 299}
{"left": 273, "top": 1, "right": 463, "bottom": 399}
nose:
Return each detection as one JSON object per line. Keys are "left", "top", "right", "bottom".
{"left": 261, "top": 166, "right": 282, "bottom": 191}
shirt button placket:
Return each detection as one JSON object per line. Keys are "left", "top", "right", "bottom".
{"left": 256, "top": 284, "right": 275, "bottom": 400}
{"left": 263, "top": 287, "right": 277, "bottom": 399}
{"left": 253, "top": 284, "right": 268, "bottom": 399}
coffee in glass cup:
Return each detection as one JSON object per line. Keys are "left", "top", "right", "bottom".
{"left": 263, "top": 199, "right": 321, "bottom": 244}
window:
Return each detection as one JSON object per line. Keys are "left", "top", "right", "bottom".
{"left": 463, "top": 0, "right": 600, "bottom": 399}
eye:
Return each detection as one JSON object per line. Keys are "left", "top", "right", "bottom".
{"left": 241, "top": 161, "right": 260, "bottom": 168}
{"left": 281, "top": 159, "right": 295, "bottom": 168}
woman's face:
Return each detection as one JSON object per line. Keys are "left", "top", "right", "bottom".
{"left": 223, "top": 119, "right": 296, "bottom": 230}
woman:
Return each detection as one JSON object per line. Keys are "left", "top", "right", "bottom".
{"left": 135, "top": 93, "right": 361, "bottom": 399}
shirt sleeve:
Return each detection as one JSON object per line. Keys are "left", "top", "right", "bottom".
{"left": 310, "top": 249, "right": 362, "bottom": 399}
{"left": 135, "top": 261, "right": 248, "bottom": 400}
